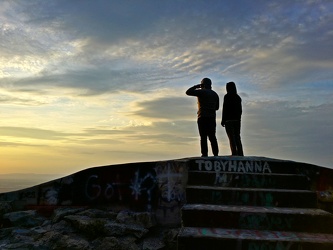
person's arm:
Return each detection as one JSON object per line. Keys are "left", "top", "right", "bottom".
{"left": 240, "top": 98, "right": 242, "bottom": 116}
{"left": 186, "top": 84, "right": 201, "bottom": 96}
{"left": 221, "top": 96, "right": 227, "bottom": 127}
{"left": 215, "top": 94, "right": 219, "bottom": 111}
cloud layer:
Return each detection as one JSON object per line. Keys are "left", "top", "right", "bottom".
{"left": 0, "top": 0, "right": 332, "bottom": 174}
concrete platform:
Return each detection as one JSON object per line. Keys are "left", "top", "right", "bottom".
{"left": 188, "top": 171, "right": 310, "bottom": 190}
{"left": 179, "top": 157, "right": 333, "bottom": 249}
{"left": 178, "top": 227, "right": 333, "bottom": 250}
{"left": 181, "top": 204, "right": 333, "bottom": 233}
{"left": 185, "top": 185, "right": 318, "bottom": 208}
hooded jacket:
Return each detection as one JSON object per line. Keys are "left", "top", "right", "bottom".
{"left": 221, "top": 82, "right": 242, "bottom": 126}
{"left": 186, "top": 86, "right": 219, "bottom": 118}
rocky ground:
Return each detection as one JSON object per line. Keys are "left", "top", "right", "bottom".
{"left": 0, "top": 202, "right": 179, "bottom": 250}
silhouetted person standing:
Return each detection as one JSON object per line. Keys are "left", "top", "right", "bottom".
{"left": 221, "top": 81, "right": 244, "bottom": 156}
{"left": 186, "top": 78, "right": 219, "bottom": 157}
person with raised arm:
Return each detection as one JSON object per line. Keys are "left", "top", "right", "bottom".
{"left": 186, "top": 78, "right": 219, "bottom": 157}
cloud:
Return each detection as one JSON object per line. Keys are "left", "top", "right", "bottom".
{"left": 0, "top": 126, "right": 73, "bottom": 140}
{"left": 0, "top": 0, "right": 332, "bottom": 173}
{"left": 132, "top": 96, "right": 196, "bottom": 120}
{"left": 2, "top": 0, "right": 332, "bottom": 95}
{"left": 243, "top": 100, "right": 333, "bottom": 166}
{"left": 0, "top": 141, "right": 38, "bottom": 147}
{"left": 0, "top": 93, "right": 47, "bottom": 105}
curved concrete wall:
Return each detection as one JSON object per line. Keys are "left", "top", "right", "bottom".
{"left": 0, "top": 156, "right": 332, "bottom": 226}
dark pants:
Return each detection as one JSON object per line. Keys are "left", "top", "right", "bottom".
{"left": 225, "top": 120, "right": 244, "bottom": 156}
{"left": 197, "top": 117, "right": 219, "bottom": 157}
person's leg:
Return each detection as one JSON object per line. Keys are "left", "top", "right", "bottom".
{"left": 207, "top": 117, "right": 219, "bottom": 156}
{"left": 197, "top": 118, "right": 208, "bottom": 156}
{"left": 225, "top": 121, "right": 237, "bottom": 155}
{"left": 234, "top": 121, "right": 244, "bottom": 156}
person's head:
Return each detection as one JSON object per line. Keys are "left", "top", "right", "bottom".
{"left": 201, "top": 78, "right": 212, "bottom": 89}
{"left": 226, "top": 81, "right": 237, "bottom": 94}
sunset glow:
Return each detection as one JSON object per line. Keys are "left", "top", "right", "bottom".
{"left": 0, "top": 1, "right": 332, "bottom": 175}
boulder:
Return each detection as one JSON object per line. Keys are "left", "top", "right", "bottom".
{"left": 0, "top": 207, "right": 179, "bottom": 249}
{"left": 3, "top": 210, "right": 45, "bottom": 227}
{"left": 77, "top": 208, "right": 118, "bottom": 219}
{"left": 104, "top": 221, "right": 148, "bottom": 238}
{"left": 92, "top": 236, "right": 139, "bottom": 250}
{"left": 0, "top": 201, "right": 12, "bottom": 216}
{"left": 116, "top": 210, "right": 157, "bottom": 228}
{"left": 51, "top": 207, "right": 85, "bottom": 223}
{"left": 63, "top": 215, "right": 106, "bottom": 239}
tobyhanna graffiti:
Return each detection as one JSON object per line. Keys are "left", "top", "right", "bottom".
{"left": 195, "top": 159, "right": 272, "bottom": 173}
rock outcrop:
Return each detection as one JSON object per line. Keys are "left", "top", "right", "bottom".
{"left": 0, "top": 202, "right": 179, "bottom": 250}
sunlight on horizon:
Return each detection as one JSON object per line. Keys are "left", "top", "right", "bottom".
{"left": 0, "top": 1, "right": 332, "bottom": 177}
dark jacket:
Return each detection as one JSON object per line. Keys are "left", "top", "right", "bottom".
{"left": 221, "top": 83, "right": 242, "bottom": 126}
{"left": 186, "top": 86, "right": 219, "bottom": 118}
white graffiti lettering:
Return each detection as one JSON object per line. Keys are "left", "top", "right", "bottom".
{"left": 85, "top": 175, "right": 102, "bottom": 201}
{"left": 85, "top": 174, "right": 123, "bottom": 201}
{"left": 155, "top": 162, "right": 185, "bottom": 202}
{"left": 104, "top": 183, "right": 114, "bottom": 200}
{"left": 196, "top": 160, "right": 272, "bottom": 173}
{"left": 129, "top": 170, "right": 156, "bottom": 203}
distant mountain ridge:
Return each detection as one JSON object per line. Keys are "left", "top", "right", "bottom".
{"left": 0, "top": 173, "right": 62, "bottom": 193}
{"left": 0, "top": 173, "right": 62, "bottom": 179}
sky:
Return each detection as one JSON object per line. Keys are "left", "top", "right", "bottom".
{"left": 0, "top": 0, "right": 332, "bottom": 176}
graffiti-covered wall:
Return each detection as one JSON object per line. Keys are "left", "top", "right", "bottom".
{"left": 1, "top": 156, "right": 333, "bottom": 226}
{"left": 0, "top": 159, "right": 188, "bottom": 226}
{"left": 188, "top": 156, "right": 333, "bottom": 212}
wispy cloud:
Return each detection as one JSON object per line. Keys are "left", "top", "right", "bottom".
{"left": 0, "top": 126, "right": 74, "bottom": 140}
{"left": 0, "top": 0, "right": 332, "bottom": 174}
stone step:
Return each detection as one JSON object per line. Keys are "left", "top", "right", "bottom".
{"left": 181, "top": 204, "right": 333, "bottom": 233}
{"left": 188, "top": 171, "right": 310, "bottom": 190}
{"left": 177, "top": 227, "right": 333, "bottom": 250}
{"left": 185, "top": 185, "right": 317, "bottom": 208}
